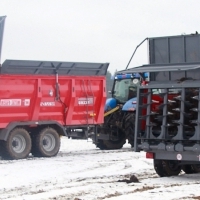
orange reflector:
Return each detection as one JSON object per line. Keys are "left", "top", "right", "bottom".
{"left": 89, "top": 113, "right": 96, "bottom": 117}
{"left": 146, "top": 152, "right": 154, "bottom": 159}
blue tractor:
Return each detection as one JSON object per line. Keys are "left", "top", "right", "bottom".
{"left": 92, "top": 72, "right": 148, "bottom": 150}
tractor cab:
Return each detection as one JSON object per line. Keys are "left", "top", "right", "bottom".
{"left": 112, "top": 73, "right": 141, "bottom": 104}
{"left": 112, "top": 73, "right": 149, "bottom": 103}
{"left": 104, "top": 72, "right": 148, "bottom": 111}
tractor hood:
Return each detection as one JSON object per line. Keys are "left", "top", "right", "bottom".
{"left": 0, "top": 16, "right": 6, "bottom": 64}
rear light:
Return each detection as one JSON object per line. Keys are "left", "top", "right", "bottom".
{"left": 89, "top": 113, "right": 96, "bottom": 117}
{"left": 146, "top": 152, "right": 154, "bottom": 159}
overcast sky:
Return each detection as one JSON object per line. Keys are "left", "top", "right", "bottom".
{"left": 0, "top": 0, "right": 200, "bottom": 74}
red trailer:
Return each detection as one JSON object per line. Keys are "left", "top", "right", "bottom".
{"left": 0, "top": 16, "right": 109, "bottom": 159}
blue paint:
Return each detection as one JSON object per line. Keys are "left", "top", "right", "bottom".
{"left": 122, "top": 97, "right": 137, "bottom": 111}
{"left": 104, "top": 98, "right": 117, "bottom": 111}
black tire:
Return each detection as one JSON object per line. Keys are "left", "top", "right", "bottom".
{"left": 191, "top": 164, "right": 200, "bottom": 173}
{"left": 31, "top": 127, "right": 60, "bottom": 157}
{"left": 182, "top": 164, "right": 200, "bottom": 174}
{"left": 96, "top": 140, "right": 107, "bottom": 150}
{"left": 1, "top": 128, "right": 31, "bottom": 160}
{"left": 124, "top": 113, "right": 135, "bottom": 147}
{"left": 154, "top": 159, "right": 181, "bottom": 177}
{"left": 95, "top": 128, "right": 126, "bottom": 150}
{"left": 95, "top": 109, "right": 126, "bottom": 150}
{"left": 182, "top": 165, "right": 195, "bottom": 174}
{"left": 96, "top": 126, "right": 126, "bottom": 150}
{"left": 0, "top": 140, "right": 4, "bottom": 157}
{"left": 98, "top": 137, "right": 126, "bottom": 150}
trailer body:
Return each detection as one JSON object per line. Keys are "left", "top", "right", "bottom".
{"left": 0, "top": 61, "right": 107, "bottom": 128}
{"left": 0, "top": 16, "right": 109, "bottom": 160}
{"left": 0, "top": 59, "right": 109, "bottom": 159}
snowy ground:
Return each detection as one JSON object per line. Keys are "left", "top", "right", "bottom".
{"left": 0, "top": 137, "right": 200, "bottom": 200}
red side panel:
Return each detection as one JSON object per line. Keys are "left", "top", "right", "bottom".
{"left": 0, "top": 74, "right": 106, "bottom": 128}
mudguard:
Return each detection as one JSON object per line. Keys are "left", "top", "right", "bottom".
{"left": 104, "top": 98, "right": 117, "bottom": 111}
{"left": 122, "top": 97, "right": 137, "bottom": 111}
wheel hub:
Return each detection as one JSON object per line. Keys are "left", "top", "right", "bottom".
{"left": 12, "top": 135, "right": 26, "bottom": 153}
{"left": 12, "top": 140, "right": 18, "bottom": 147}
{"left": 43, "top": 139, "right": 48, "bottom": 146}
{"left": 42, "top": 133, "right": 56, "bottom": 152}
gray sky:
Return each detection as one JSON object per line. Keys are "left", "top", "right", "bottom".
{"left": 0, "top": 0, "right": 200, "bottom": 74}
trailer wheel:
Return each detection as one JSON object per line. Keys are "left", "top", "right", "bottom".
{"left": 182, "top": 164, "right": 200, "bottom": 174}
{"left": 191, "top": 164, "right": 200, "bottom": 173}
{"left": 154, "top": 159, "right": 181, "bottom": 177}
{"left": 2, "top": 128, "right": 31, "bottom": 160}
{"left": 182, "top": 165, "right": 195, "bottom": 174}
{"left": 31, "top": 127, "right": 60, "bottom": 157}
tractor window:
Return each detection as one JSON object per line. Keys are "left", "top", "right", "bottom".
{"left": 113, "top": 79, "right": 139, "bottom": 103}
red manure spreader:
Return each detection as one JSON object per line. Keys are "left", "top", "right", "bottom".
{"left": 0, "top": 16, "right": 109, "bottom": 159}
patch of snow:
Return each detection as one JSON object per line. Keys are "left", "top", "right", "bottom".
{"left": 0, "top": 137, "right": 200, "bottom": 200}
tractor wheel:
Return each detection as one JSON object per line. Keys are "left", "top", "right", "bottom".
{"left": 96, "top": 127, "right": 126, "bottom": 150}
{"left": 124, "top": 112, "right": 135, "bottom": 147}
{"left": 95, "top": 109, "right": 126, "bottom": 150}
{"left": 31, "top": 127, "right": 60, "bottom": 157}
{"left": 98, "top": 138, "right": 126, "bottom": 150}
{"left": 1, "top": 128, "right": 31, "bottom": 160}
{"left": 96, "top": 140, "right": 107, "bottom": 150}
{"left": 154, "top": 159, "right": 181, "bottom": 177}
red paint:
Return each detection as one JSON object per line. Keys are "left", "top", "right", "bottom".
{"left": 0, "top": 74, "right": 106, "bottom": 127}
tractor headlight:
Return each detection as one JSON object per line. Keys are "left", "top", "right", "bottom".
{"left": 133, "top": 79, "right": 139, "bottom": 84}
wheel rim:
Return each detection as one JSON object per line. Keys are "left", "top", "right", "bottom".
{"left": 12, "top": 134, "right": 26, "bottom": 153}
{"left": 42, "top": 133, "right": 56, "bottom": 152}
